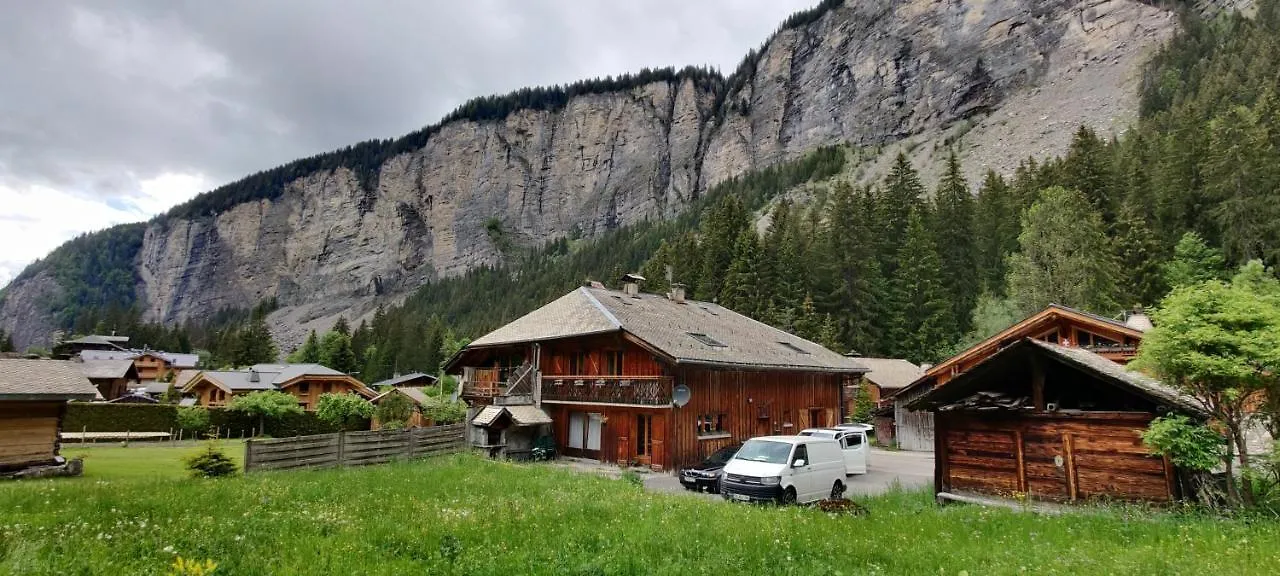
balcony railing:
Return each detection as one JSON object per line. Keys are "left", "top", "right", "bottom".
{"left": 541, "top": 375, "right": 672, "bottom": 406}
{"left": 460, "top": 367, "right": 507, "bottom": 398}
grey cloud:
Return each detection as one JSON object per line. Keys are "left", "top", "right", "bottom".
{"left": 0, "top": 0, "right": 812, "bottom": 206}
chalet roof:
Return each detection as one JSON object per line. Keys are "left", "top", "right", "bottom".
{"left": 852, "top": 358, "right": 923, "bottom": 390}
{"left": 80, "top": 359, "right": 138, "bottom": 380}
{"left": 80, "top": 349, "right": 200, "bottom": 368}
{"left": 198, "top": 370, "right": 279, "bottom": 391}
{"left": 173, "top": 370, "right": 200, "bottom": 390}
{"left": 464, "top": 286, "right": 866, "bottom": 373}
{"left": 906, "top": 339, "right": 1206, "bottom": 417}
{"left": 472, "top": 405, "right": 504, "bottom": 427}
{"left": 371, "top": 386, "right": 434, "bottom": 406}
{"left": 64, "top": 335, "right": 129, "bottom": 345}
{"left": 142, "top": 381, "right": 171, "bottom": 395}
{"left": 371, "top": 372, "right": 437, "bottom": 388}
{"left": 0, "top": 359, "right": 99, "bottom": 401}
{"left": 185, "top": 364, "right": 370, "bottom": 396}
{"left": 471, "top": 404, "right": 552, "bottom": 427}
{"left": 251, "top": 363, "right": 346, "bottom": 385}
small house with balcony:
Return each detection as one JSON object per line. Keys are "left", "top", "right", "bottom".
{"left": 445, "top": 278, "right": 867, "bottom": 471}
{"left": 182, "top": 363, "right": 374, "bottom": 409}
{"left": 886, "top": 304, "right": 1150, "bottom": 451}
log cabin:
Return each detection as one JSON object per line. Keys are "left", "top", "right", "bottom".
{"left": 0, "top": 360, "right": 99, "bottom": 474}
{"left": 907, "top": 338, "right": 1206, "bottom": 503}
{"left": 79, "top": 359, "right": 139, "bottom": 401}
{"left": 446, "top": 279, "right": 868, "bottom": 471}
{"left": 182, "top": 363, "right": 375, "bottom": 410}
{"left": 885, "top": 304, "right": 1150, "bottom": 451}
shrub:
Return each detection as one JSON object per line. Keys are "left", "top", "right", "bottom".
{"left": 184, "top": 444, "right": 238, "bottom": 478}
{"left": 176, "top": 407, "right": 211, "bottom": 435}
{"left": 228, "top": 391, "right": 304, "bottom": 435}
{"left": 422, "top": 397, "right": 468, "bottom": 425}
{"left": 1142, "top": 415, "right": 1224, "bottom": 473}
{"left": 374, "top": 392, "right": 415, "bottom": 426}
{"left": 315, "top": 393, "right": 374, "bottom": 431}
{"left": 64, "top": 403, "right": 178, "bottom": 433}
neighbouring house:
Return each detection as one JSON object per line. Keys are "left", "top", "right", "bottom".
{"left": 106, "top": 393, "right": 159, "bottom": 404}
{"left": 182, "top": 363, "right": 374, "bottom": 409}
{"left": 0, "top": 360, "right": 98, "bottom": 475}
{"left": 885, "top": 304, "right": 1150, "bottom": 451}
{"left": 370, "top": 372, "right": 438, "bottom": 390}
{"left": 80, "top": 349, "right": 200, "bottom": 395}
{"left": 445, "top": 278, "right": 867, "bottom": 471}
{"left": 53, "top": 334, "right": 130, "bottom": 358}
{"left": 907, "top": 338, "right": 1206, "bottom": 504}
{"left": 79, "top": 359, "right": 139, "bottom": 401}
{"left": 840, "top": 357, "right": 923, "bottom": 445}
{"left": 371, "top": 386, "right": 442, "bottom": 429}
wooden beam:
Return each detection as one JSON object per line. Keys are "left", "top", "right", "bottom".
{"left": 1014, "top": 430, "right": 1026, "bottom": 493}
{"left": 1031, "top": 355, "right": 1045, "bottom": 411}
{"left": 1063, "top": 433, "right": 1078, "bottom": 501}
{"left": 934, "top": 414, "right": 948, "bottom": 496}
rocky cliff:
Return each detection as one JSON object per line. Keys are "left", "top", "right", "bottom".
{"left": 0, "top": 0, "right": 1187, "bottom": 350}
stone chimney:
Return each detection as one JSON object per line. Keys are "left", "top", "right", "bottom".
{"left": 621, "top": 273, "right": 645, "bottom": 298}
{"left": 248, "top": 368, "right": 259, "bottom": 383}
{"left": 668, "top": 283, "right": 687, "bottom": 304}
{"left": 1125, "top": 308, "right": 1153, "bottom": 332}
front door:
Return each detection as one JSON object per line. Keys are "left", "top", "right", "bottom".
{"left": 567, "top": 411, "right": 603, "bottom": 459}
{"left": 635, "top": 414, "right": 653, "bottom": 466}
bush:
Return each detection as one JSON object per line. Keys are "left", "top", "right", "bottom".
{"left": 184, "top": 443, "right": 238, "bottom": 478}
{"left": 422, "top": 397, "right": 467, "bottom": 425}
{"left": 64, "top": 402, "right": 348, "bottom": 437}
{"left": 176, "top": 407, "right": 210, "bottom": 435}
{"left": 374, "top": 392, "right": 415, "bottom": 426}
{"left": 1142, "top": 415, "right": 1224, "bottom": 472}
{"left": 315, "top": 393, "right": 374, "bottom": 431}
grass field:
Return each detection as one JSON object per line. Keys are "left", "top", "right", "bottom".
{"left": 2, "top": 447, "right": 1280, "bottom": 575}
{"left": 60, "top": 441, "right": 246, "bottom": 481}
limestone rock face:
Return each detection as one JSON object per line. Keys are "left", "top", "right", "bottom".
{"left": 0, "top": 0, "right": 1223, "bottom": 350}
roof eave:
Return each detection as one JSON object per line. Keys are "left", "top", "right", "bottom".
{"left": 0, "top": 394, "right": 95, "bottom": 402}
{"left": 675, "top": 358, "right": 868, "bottom": 374}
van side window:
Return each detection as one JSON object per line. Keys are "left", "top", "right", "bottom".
{"left": 792, "top": 444, "right": 808, "bottom": 465}
{"left": 845, "top": 434, "right": 862, "bottom": 448}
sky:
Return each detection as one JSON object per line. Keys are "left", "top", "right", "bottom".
{"left": 0, "top": 0, "right": 815, "bottom": 289}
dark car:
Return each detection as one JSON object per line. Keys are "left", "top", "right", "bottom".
{"left": 678, "top": 443, "right": 742, "bottom": 493}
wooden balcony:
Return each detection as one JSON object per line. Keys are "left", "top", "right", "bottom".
{"left": 541, "top": 375, "right": 672, "bottom": 407}
{"left": 460, "top": 365, "right": 535, "bottom": 399}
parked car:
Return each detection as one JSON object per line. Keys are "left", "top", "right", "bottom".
{"left": 798, "top": 427, "right": 869, "bottom": 475}
{"left": 720, "top": 436, "right": 846, "bottom": 504}
{"left": 833, "top": 422, "right": 874, "bottom": 433}
{"left": 678, "top": 443, "right": 742, "bottom": 493}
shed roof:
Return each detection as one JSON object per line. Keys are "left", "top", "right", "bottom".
{"left": 472, "top": 405, "right": 504, "bottom": 427}
{"left": 853, "top": 358, "right": 923, "bottom": 390}
{"left": 463, "top": 286, "right": 865, "bottom": 373}
{"left": 80, "top": 359, "right": 137, "bottom": 380}
{"left": 371, "top": 372, "right": 437, "bottom": 388}
{"left": 505, "top": 405, "right": 553, "bottom": 426}
{"left": 0, "top": 359, "right": 99, "bottom": 400}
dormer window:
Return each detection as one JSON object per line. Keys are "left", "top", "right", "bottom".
{"left": 687, "top": 332, "right": 727, "bottom": 348}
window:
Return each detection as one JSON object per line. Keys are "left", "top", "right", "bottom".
{"left": 687, "top": 332, "right": 727, "bottom": 347}
{"left": 1075, "top": 329, "right": 1119, "bottom": 348}
{"left": 604, "top": 350, "right": 624, "bottom": 376}
{"left": 791, "top": 444, "right": 808, "bottom": 466}
{"left": 844, "top": 433, "right": 863, "bottom": 449}
{"left": 299, "top": 382, "right": 310, "bottom": 394}
{"left": 697, "top": 413, "right": 727, "bottom": 436}
{"left": 567, "top": 351, "right": 588, "bottom": 375}
{"left": 636, "top": 414, "right": 653, "bottom": 457}
{"left": 776, "top": 341, "right": 810, "bottom": 355}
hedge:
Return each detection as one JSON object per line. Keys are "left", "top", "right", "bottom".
{"left": 63, "top": 403, "right": 365, "bottom": 437}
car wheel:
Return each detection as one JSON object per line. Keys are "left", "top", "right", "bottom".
{"left": 830, "top": 480, "right": 845, "bottom": 500}
{"left": 780, "top": 487, "right": 797, "bottom": 505}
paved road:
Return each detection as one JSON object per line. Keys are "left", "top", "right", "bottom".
{"left": 640, "top": 447, "right": 934, "bottom": 500}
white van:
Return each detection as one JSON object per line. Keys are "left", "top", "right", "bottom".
{"left": 719, "top": 436, "right": 847, "bottom": 504}
{"left": 798, "top": 427, "right": 869, "bottom": 475}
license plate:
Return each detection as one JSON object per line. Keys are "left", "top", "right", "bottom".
{"left": 732, "top": 493, "right": 750, "bottom": 502}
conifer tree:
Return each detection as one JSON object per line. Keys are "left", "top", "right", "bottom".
{"left": 821, "top": 182, "right": 885, "bottom": 355}
{"left": 888, "top": 209, "right": 956, "bottom": 364}
{"left": 288, "top": 330, "right": 322, "bottom": 364}
{"left": 875, "top": 153, "right": 926, "bottom": 276}
{"left": 932, "top": 152, "right": 979, "bottom": 333}
{"left": 1205, "top": 104, "right": 1279, "bottom": 263}
{"left": 232, "top": 315, "right": 278, "bottom": 367}
{"left": 1006, "top": 186, "right": 1121, "bottom": 315}
{"left": 1062, "top": 126, "right": 1118, "bottom": 224}
{"left": 762, "top": 200, "right": 804, "bottom": 320}
{"left": 719, "top": 228, "right": 763, "bottom": 317}
{"left": 1163, "top": 232, "right": 1228, "bottom": 289}
{"left": 319, "top": 331, "right": 358, "bottom": 374}
{"left": 696, "top": 196, "right": 749, "bottom": 300}
{"left": 0, "top": 329, "right": 12, "bottom": 353}
{"left": 1113, "top": 200, "right": 1167, "bottom": 308}
{"left": 974, "top": 170, "right": 1019, "bottom": 295}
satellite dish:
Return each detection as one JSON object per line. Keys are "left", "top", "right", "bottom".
{"left": 672, "top": 384, "right": 691, "bottom": 407}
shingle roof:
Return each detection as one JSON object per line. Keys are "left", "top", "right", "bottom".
{"left": 465, "top": 286, "right": 866, "bottom": 373}
{"left": 79, "top": 349, "right": 200, "bottom": 368}
{"left": 200, "top": 370, "right": 279, "bottom": 391}
{"left": 188, "top": 364, "right": 367, "bottom": 394}
{"left": 80, "top": 350, "right": 137, "bottom": 362}
{"left": 372, "top": 386, "right": 435, "bottom": 406}
{"left": 173, "top": 369, "right": 200, "bottom": 390}
{"left": 472, "top": 405, "right": 504, "bottom": 427}
{"left": 505, "top": 405, "right": 553, "bottom": 426}
{"left": 1027, "top": 340, "right": 1205, "bottom": 416}
{"left": 80, "top": 359, "right": 137, "bottom": 380}
{"left": 371, "top": 372, "right": 437, "bottom": 388}
{"left": 251, "top": 363, "right": 346, "bottom": 385}
{"left": 0, "top": 359, "right": 100, "bottom": 400}
{"left": 852, "top": 358, "right": 923, "bottom": 390}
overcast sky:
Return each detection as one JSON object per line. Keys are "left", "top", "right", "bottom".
{"left": 0, "top": 0, "right": 814, "bottom": 288}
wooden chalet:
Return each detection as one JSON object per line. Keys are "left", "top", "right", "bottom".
{"left": 79, "top": 359, "right": 139, "bottom": 401}
{"left": 80, "top": 349, "right": 200, "bottom": 395}
{"left": 887, "top": 304, "right": 1150, "bottom": 451}
{"left": 446, "top": 279, "right": 867, "bottom": 471}
{"left": 843, "top": 357, "right": 923, "bottom": 445}
{"left": 182, "top": 363, "right": 374, "bottom": 410}
{"left": 908, "top": 339, "right": 1206, "bottom": 503}
{"left": 0, "top": 360, "right": 98, "bottom": 475}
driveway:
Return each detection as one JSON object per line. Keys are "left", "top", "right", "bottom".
{"left": 561, "top": 447, "right": 934, "bottom": 500}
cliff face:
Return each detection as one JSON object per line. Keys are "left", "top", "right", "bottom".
{"left": 0, "top": 0, "right": 1185, "bottom": 350}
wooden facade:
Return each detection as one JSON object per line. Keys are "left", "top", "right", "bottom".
{"left": 280, "top": 377, "right": 373, "bottom": 410}
{"left": 88, "top": 376, "right": 130, "bottom": 401}
{"left": 0, "top": 402, "right": 66, "bottom": 472}
{"left": 132, "top": 353, "right": 173, "bottom": 382}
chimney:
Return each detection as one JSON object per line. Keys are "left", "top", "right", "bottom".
{"left": 587, "top": 280, "right": 605, "bottom": 289}
{"left": 1125, "top": 308, "right": 1153, "bottom": 332}
{"left": 668, "top": 283, "right": 687, "bottom": 304}
{"left": 621, "top": 273, "right": 645, "bottom": 298}
{"left": 248, "top": 368, "right": 259, "bottom": 383}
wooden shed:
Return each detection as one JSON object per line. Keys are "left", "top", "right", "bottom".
{"left": 0, "top": 360, "right": 99, "bottom": 474}
{"left": 908, "top": 339, "right": 1206, "bottom": 503}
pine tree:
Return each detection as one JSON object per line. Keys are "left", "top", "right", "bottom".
{"left": 696, "top": 196, "right": 749, "bottom": 300}
{"left": 319, "top": 331, "right": 358, "bottom": 374}
{"left": 233, "top": 315, "right": 278, "bottom": 367}
{"left": 1205, "top": 104, "right": 1279, "bottom": 263}
{"left": 875, "top": 153, "right": 926, "bottom": 276}
{"left": 820, "top": 182, "right": 885, "bottom": 355}
{"left": 332, "top": 316, "right": 351, "bottom": 337}
{"left": 1113, "top": 200, "right": 1167, "bottom": 308}
{"left": 974, "top": 171, "right": 1019, "bottom": 295}
{"left": 932, "top": 152, "right": 979, "bottom": 334}
{"left": 1062, "top": 126, "right": 1118, "bottom": 224}
{"left": 762, "top": 200, "right": 804, "bottom": 321}
{"left": 288, "top": 330, "right": 323, "bottom": 364}
{"left": 1006, "top": 186, "right": 1121, "bottom": 315}
{"left": 719, "top": 228, "right": 763, "bottom": 317}
{"left": 888, "top": 209, "right": 957, "bottom": 364}
{"left": 1163, "top": 231, "right": 1228, "bottom": 289}
{"left": 0, "top": 328, "right": 13, "bottom": 353}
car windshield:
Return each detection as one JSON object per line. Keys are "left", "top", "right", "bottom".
{"left": 733, "top": 440, "right": 793, "bottom": 464}
{"left": 706, "top": 445, "right": 741, "bottom": 465}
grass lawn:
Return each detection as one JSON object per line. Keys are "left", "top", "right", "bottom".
{"left": 2, "top": 454, "right": 1280, "bottom": 575}
{"left": 60, "top": 441, "right": 246, "bottom": 481}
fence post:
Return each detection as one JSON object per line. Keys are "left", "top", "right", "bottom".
{"left": 244, "top": 439, "right": 254, "bottom": 473}
{"left": 406, "top": 428, "right": 415, "bottom": 460}
{"left": 337, "top": 430, "right": 346, "bottom": 467}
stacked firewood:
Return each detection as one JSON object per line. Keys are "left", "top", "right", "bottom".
{"left": 937, "top": 391, "right": 1032, "bottom": 412}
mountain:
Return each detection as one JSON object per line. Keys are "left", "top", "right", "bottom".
{"left": 0, "top": 0, "right": 1211, "bottom": 351}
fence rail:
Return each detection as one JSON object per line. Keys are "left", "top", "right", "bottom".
{"left": 243, "top": 423, "right": 465, "bottom": 473}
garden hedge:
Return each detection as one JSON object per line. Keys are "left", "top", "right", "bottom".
{"left": 63, "top": 402, "right": 364, "bottom": 437}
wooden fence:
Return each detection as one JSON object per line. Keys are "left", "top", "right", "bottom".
{"left": 243, "top": 423, "right": 465, "bottom": 473}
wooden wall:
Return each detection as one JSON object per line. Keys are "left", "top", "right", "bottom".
{"left": 283, "top": 377, "right": 369, "bottom": 410}
{"left": 541, "top": 335, "right": 664, "bottom": 377}
{"left": 936, "top": 411, "right": 1174, "bottom": 502}
{"left": 542, "top": 404, "right": 669, "bottom": 468}
{"left": 0, "top": 401, "right": 64, "bottom": 471}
